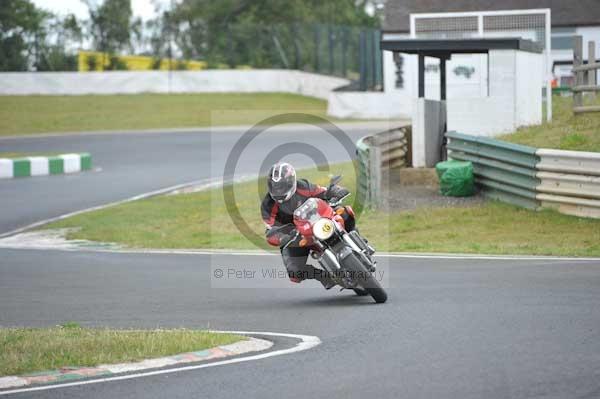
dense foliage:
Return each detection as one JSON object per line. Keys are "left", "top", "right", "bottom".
{"left": 0, "top": 0, "right": 380, "bottom": 72}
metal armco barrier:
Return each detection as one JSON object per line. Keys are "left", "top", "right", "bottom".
{"left": 536, "top": 149, "right": 600, "bottom": 218}
{"left": 446, "top": 131, "right": 541, "bottom": 209}
{"left": 446, "top": 131, "right": 600, "bottom": 218}
{"left": 356, "top": 125, "right": 411, "bottom": 207}
{"left": 536, "top": 149, "right": 600, "bottom": 176}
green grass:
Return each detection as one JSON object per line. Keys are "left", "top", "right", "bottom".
{"left": 500, "top": 95, "right": 600, "bottom": 152}
{"left": 0, "top": 325, "right": 243, "bottom": 376}
{"left": 25, "top": 94, "right": 600, "bottom": 256}
{"left": 360, "top": 202, "right": 600, "bottom": 257}
{"left": 45, "top": 162, "right": 600, "bottom": 257}
{"left": 47, "top": 163, "right": 358, "bottom": 250}
{"left": 0, "top": 93, "right": 347, "bottom": 136}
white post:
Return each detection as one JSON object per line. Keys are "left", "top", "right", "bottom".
{"left": 546, "top": 8, "right": 552, "bottom": 122}
{"left": 409, "top": 15, "right": 417, "bottom": 101}
{"left": 478, "top": 14, "right": 484, "bottom": 37}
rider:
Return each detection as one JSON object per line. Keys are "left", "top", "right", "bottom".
{"left": 261, "top": 162, "right": 355, "bottom": 289}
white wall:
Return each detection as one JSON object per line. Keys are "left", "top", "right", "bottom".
{"left": 0, "top": 70, "right": 349, "bottom": 100}
{"left": 446, "top": 49, "right": 542, "bottom": 136}
{"left": 328, "top": 47, "right": 491, "bottom": 121}
{"left": 384, "top": 27, "right": 600, "bottom": 95}
{"left": 383, "top": 34, "right": 490, "bottom": 101}
{"left": 327, "top": 91, "right": 412, "bottom": 119}
{"left": 446, "top": 50, "right": 510, "bottom": 136}
{"left": 515, "top": 51, "right": 543, "bottom": 127}
{"left": 447, "top": 97, "right": 515, "bottom": 136}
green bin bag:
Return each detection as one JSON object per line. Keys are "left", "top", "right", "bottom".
{"left": 435, "top": 160, "right": 475, "bottom": 197}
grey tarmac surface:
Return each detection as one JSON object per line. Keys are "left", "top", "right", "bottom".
{"left": 0, "top": 123, "right": 391, "bottom": 235}
{"left": 1, "top": 249, "right": 600, "bottom": 399}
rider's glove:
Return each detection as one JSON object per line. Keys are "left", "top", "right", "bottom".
{"left": 279, "top": 230, "right": 298, "bottom": 249}
{"left": 327, "top": 185, "right": 349, "bottom": 202}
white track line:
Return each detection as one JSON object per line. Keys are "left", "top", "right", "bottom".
{"left": 0, "top": 331, "right": 321, "bottom": 396}
{"left": 2, "top": 239, "right": 600, "bottom": 262}
{"left": 377, "top": 253, "right": 600, "bottom": 262}
{"left": 104, "top": 249, "right": 600, "bottom": 261}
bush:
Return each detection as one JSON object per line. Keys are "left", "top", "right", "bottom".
{"left": 107, "top": 55, "right": 128, "bottom": 70}
{"left": 86, "top": 54, "right": 98, "bottom": 71}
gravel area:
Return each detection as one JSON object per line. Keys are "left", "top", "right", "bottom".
{"left": 380, "top": 169, "right": 485, "bottom": 212}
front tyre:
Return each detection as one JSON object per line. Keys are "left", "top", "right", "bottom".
{"left": 343, "top": 253, "right": 387, "bottom": 303}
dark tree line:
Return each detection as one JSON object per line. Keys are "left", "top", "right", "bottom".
{"left": 0, "top": 0, "right": 380, "bottom": 74}
{"left": 0, "top": 0, "right": 80, "bottom": 71}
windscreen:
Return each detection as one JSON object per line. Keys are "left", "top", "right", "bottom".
{"left": 293, "top": 198, "right": 320, "bottom": 223}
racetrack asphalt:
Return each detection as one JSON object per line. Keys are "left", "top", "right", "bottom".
{"left": 1, "top": 249, "right": 600, "bottom": 399}
{"left": 2, "top": 123, "right": 600, "bottom": 398}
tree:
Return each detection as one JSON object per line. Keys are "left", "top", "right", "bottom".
{"left": 146, "top": 0, "right": 379, "bottom": 69}
{"left": 35, "top": 13, "right": 83, "bottom": 71}
{"left": 0, "top": 1, "right": 86, "bottom": 71}
{"left": 83, "top": 0, "right": 140, "bottom": 69}
{"left": 0, "top": 0, "right": 47, "bottom": 71}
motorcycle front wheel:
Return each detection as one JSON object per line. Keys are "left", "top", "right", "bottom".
{"left": 343, "top": 252, "right": 387, "bottom": 303}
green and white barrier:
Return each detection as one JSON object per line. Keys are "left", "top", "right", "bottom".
{"left": 0, "top": 153, "right": 92, "bottom": 179}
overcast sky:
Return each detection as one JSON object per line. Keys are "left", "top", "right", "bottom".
{"left": 31, "top": 0, "right": 171, "bottom": 22}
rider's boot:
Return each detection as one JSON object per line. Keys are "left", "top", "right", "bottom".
{"left": 314, "top": 270, "right": 336, "bottom": 290}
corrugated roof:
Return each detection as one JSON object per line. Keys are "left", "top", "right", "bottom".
{"left": 383, "top": 0, "right": 600, "bottom": 33}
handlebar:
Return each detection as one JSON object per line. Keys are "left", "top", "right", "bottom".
{"left": 328, "top": 193, "right": 350, "bottom": 207}
{"left": 266, "top": 223, "right": 295, "bottom": 236}
{"left": 267, "top": 192, "right": 351, "bottom": 249}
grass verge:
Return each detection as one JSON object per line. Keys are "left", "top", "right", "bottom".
{"left": 500, "top": 95, "right": 600, "bottom": 152}
{"left": 0, "top": 324, "right": 243, "bottom": 376}
{"left": 44, "top": 162, "right": 600, "bottom": 257}
{"left": 0, "top": 93, "right": 351, "bottom": 136}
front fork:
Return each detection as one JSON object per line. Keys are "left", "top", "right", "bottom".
{"left": 343, "top": 231, "right": 376, "bottom": 272}
{"left": 313, "top": 231, "right": 377, "bottom": 287}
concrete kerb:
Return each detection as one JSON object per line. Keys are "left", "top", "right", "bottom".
{"left": 0, "top": 336, "right": 272, "bottom": 391}
{"left": 0, "top": 153, "right": 92, "bottom": 179}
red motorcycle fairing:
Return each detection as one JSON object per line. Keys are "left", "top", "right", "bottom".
{"left": 292, "top": 198, "right": 341, "bottom": 247}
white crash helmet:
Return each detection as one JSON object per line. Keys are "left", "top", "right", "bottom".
{"left": 268, "top": 162, "right": 297, "bottom": 203}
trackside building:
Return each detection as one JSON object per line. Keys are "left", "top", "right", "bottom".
{"left": 329, "top": 1, "right": 600, "bottom": 122}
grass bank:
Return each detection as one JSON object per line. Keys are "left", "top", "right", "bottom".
{"left": 44, "top": 162, "right": 600, "bottom": 257}
{"left": 0, "top": 93, "right": 344, "bottom": 136}
{"left": 47, "top": 163, "right": 358, "bottom": 249}
{"left": 500, "top": 95, "right": 600, "bottom": 152}
{"left": 0, "top": 324, "right": 242, "bottom": 376}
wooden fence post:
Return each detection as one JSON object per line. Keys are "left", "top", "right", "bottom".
{"left": 573, "top": 36, "right": 583, "bottom": 109}
{"left": 589, "top": 41, "right": 597, "bottom": 99}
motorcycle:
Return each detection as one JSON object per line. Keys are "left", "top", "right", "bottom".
{"left": 275, "top": 175, "right": 387, "bottom": 304}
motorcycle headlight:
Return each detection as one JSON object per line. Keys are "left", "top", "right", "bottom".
{"left": 313, "top": 218, "right": 335, "bottom": 241}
